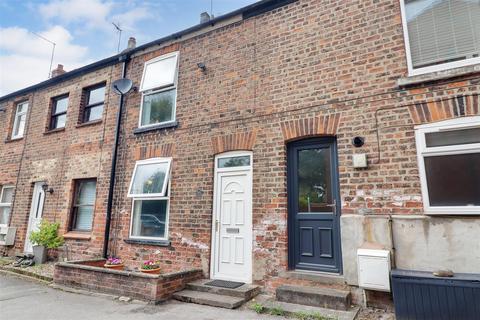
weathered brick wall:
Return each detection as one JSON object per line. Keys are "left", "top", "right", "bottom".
{"left": 105, "top": 0, "right": 480, "bottom": 293}
{"left": 1, "top": 64, "right": 122, "bottom": 258}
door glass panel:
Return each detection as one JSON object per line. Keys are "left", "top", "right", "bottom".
{"left": 424, "top": 153, "right": 480, "bottom": 206}
{"left": 218, "top": 156, "right": 251, "bottom": 168}
{"left": 297, "top": 148, "right": 331, "bottom": 212}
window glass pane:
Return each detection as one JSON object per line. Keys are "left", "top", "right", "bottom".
{"left": 298, "top": 148, "right": 332, "bottom": 212}
{"left": 131, "top": 199, "right": 167, "bottom": 238}
{"left": 73, "top": 206, "right": 93, "bottom": 230}
{"left": 13, "top": 114, "right": 26, "bottom": 137}
{"left": 425, "top": 153, "right": 480, "bottom": 206}
{"left": 0, "top": 207, "right": 10, "bottom": 225}
{"left": 141, "top": 89, "right": 175, "bottom": 126}
{"left": 405, "top": 0, "right": 480, "bottom": 68}
{"left": 85, "top": 105, "right": 103, "bottom": 122}
{"left": 17, "top": 102, "right": 28, "bottom": 113}
{"left": 54, "top": 97, "right": 68, "bottom": 114}
{"left": 425, "top": 128, "right": 480, "bottom": 147}
{"left": 141, "top": 55, "right": 178, "bottom": 91}
{"left": 130, "top": 162, "right": 169, "bottom": 195}
{"left": 76, "top": 181, "right": 96, "bottom": 205}
{"left": 88, "top": 86, "right": 105, "bottom": 105}
{"left": 1, "top": 187, "right": 13, "bottom": 203}
{"left": 218, "top": 156, "right": 251, "bottom": 168}
{"left": 52, "top": 114, "right": 66, "bottom": 129}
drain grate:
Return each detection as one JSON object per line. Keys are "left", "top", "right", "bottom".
{"left": 205, "top": 279, "right": 245, "bottom": 289}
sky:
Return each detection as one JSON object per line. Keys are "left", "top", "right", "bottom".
{"left": 0, "top": 0, "right": 257, "bottom": 96}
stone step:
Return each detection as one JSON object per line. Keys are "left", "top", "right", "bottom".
{"left": 276, "top": 284, "right": 352, "bottom": 311}
{"left": 172, "top": 290, "right": 245, "bottom": 309}
{"left": 186, "top": 279, "right": 260, "bottom": 300}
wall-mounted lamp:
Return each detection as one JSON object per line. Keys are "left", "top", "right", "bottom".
{"left": 42, "top": 184, "right": 54, "bottom": 194}
{"left": 352, "top": 136, "right": 365, "bottom": 148}
{"left": 197, "top": 62, "right": 207, "bottom": 73}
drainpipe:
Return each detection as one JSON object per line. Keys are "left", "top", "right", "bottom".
{"left": 103, "top": 54, "right": 130, "bottom": 258}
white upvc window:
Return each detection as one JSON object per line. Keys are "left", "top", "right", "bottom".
{"left": 12, "top": 101, "right": 28, "bottom": 139}
{"left": 0, "top": 186, "right": 14, "bottom": 226}
{"left": 400, "top": 0, "right": 480, "bottom": 76}
{"left": 128, "top": 158, "right": 172, "bottom": 240}
{"left": 138, "top": 52, "right": 179, "bottom": 128}
{"left": 415, "top": 116, "right": 480, "bottom": 215}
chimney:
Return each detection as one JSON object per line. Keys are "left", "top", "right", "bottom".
{"left": 127, "top": 37, "right": 136, "bottom": 50}
{"left": 51, "top": 64, "right": 66, "bottom": 78}
{"left": 200, "top": 12, "right": 211, "bottom": 24}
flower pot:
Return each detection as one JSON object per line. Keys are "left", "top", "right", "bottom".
{"left": 32, "top": 245, "right": 47, "bottom": 265}
{"left": 141, "top": 268, "right": 160, "bottom": 274}
{"left": 103, "top": 263, "right": 124, "bottom": 270}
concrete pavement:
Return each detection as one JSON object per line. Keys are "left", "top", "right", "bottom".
{"left": 0, "top": 273, "right": 282, "bottom": 320}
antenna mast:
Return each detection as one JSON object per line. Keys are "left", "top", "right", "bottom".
{"left": 30, "top": 31, "right": 56, "bottom": 78}
{"left": 112, "top": 22, "right": 123, "bottom": 53}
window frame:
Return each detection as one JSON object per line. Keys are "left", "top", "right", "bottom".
{"left": 415, "top": 116, "right": 480, "bottom": 215}
{"left": 128, "top": 157, "right": 172, "bottom": 241}
{"left": 138, "top": 52, "right": 179, "bottom": 129}
{"left": 70, "top": 179, "right": 97, "bottom": 232}
{"left": 11, "top": 101, "right": 29, "bottom": 139}
{"left": 81, "top": 83, "right": 106, "bottom": 123}
{"left": 399, "top": 0, "right": 480, "bottom": 76}
{"left": 49, "top": 94, "right": 69, "bottom": 130}
{"left": 127, "top": 157, "right": 172, "bottom": 198}
{"left": 0, "top": 185, "right": 14, "bottom": 227}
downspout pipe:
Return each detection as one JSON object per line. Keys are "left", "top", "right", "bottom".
{"left": 103, "top": 54, "right": 130, "bottom": 258}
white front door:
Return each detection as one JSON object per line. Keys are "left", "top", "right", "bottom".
{"left": 24, "top": 182, "right": 46, "bottom": 253}
{"left": 211, "top": 152, "right": 253, "bottom": 283}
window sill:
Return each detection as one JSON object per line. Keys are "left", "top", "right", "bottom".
{"left": 397, "top": 63, "right": 480, "bottom": 88}
{"left": 63, "top": 232, "right": 91, "bottom": 240}
{"left": 4, "top": 137, "right": 24, "bottom": 143}
{"left": 76, "top": 119, "right": 102, "bottom": 128}
{"left": 133, "top": 121, "right": 178, "bottom": 135}
{"left": 124, "top": 238, "right": 171, "bottom": 246}
{"left": 44, "top": 127, "right": 66, "bottom": 135}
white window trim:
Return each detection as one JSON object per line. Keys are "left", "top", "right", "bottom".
{"left": 415, "top": 116, "right": 480, "bottom": 215}
{"left": 128, "top": 158, "right": 172, "bottom": 241}
{"left": 0, "top": 185, "right": 14, "bottom": 227}
{"left": 215, "top": 151, "right": 253, "bottom": 173}
{"left": 138, "top": 52, "right": 179, "bottom": 129}
{"left": 399, "top": 0, "right": 480, "bottom": 77}
{"left": 128, "top": 157, "right": 172, "bottom": 198}
{"left": 11, "top": 101, "right": 28, "bottom": 139}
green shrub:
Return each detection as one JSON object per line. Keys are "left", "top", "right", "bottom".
{"left": 29, "top": 221, "right": 64, "bottom": 249}
{"left": 250, "top": 302, "right": 265, "bottom": 314}
{"left": 269, "top": 306, "right": 286, "bottom": 316}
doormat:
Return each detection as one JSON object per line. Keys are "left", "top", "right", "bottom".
{"left": 205, "top": 279, "right": 245, "bottom": 289}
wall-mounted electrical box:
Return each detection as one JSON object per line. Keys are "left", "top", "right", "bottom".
{"left": 0, "top": 226, "right": 16, "bottom": 246}
{"left": 352, "top": 153, "right": 368, "bottom": 168}
{"left": 357, "top": 248, "right": 391, "bottom": 292}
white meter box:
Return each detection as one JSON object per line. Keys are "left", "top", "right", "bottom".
{"left": 357, "top": 248, "right": 391, "bottom": 292}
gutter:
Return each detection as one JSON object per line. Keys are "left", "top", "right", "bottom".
{"left": 102, "top": 54, "right": 130, "bottom": 258}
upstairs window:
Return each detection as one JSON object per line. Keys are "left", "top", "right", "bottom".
{"left": 82, "top": 84, "right": 105, "bottom": 123}
{"left": 401, "top": 0, "right": 480, "bottom": 75}
{"left": 12, "top": 101, "right": 28, "bottom": 139}
{"left": 70, "top": 179, "right": 96, "bottom": 231}
{"left": 128, "top": 158, "right": 172, "bottom": 240}
{"left": 50, "top": 95, "right": 69, "bottom": 130}
{"left": 0, "top": 186, "right": 14, "bottom": 226}
{"left": 139, "top": 52, "right": 179, "bottom": 128}
{"left": 415, "top": 116, "right": 480, "bottom": 214}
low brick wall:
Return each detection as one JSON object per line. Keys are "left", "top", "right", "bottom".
{"left": 54, "top": 259, "right": 202, "bottom": 302}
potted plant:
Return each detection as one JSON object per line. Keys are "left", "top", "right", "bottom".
{"left": 140, "top": 260, "right": 161, "bottom": 274}
{"left": 29, "top": 221, "right": 64, "bottom": 265}
{"left": 104, "top": 257, "right": 124, "bottom": 270}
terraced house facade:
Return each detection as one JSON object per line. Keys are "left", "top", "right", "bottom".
{"left": 1, "top": 0, "right": 479, "bottom": 309}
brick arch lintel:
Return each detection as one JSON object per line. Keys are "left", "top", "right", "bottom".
{"left": 134, "top": 143, "right": 175, "bottom": 161}
{"left": 408, "top": 94, "right": 479, "bottom": 124}
{"left": 211, "top": 130, "right": 258, "bottom": 155}
{"left": 280, "top": 113, "right": 341, "bottom": 141}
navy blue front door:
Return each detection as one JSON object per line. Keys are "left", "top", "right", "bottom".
{"left": 287, "top": 137, "right": 342, "bottom": 273}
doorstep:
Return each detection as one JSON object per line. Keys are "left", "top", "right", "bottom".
{"left": 281, "top": 269, "right": 346, "bottom": 285}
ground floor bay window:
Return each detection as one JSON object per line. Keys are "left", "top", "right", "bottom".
{"left": 415, "top": 116, "right": 480, "bottom": 214}
{"left": 128, "top": 158, "right": 172, "bottom": 240}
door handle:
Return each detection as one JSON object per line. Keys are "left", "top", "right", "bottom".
{"left": 326, "top": 200, "right": 337, "bottom": 215}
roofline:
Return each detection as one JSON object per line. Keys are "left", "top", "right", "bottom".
{"left": 0, "top": 0, "right": 295, "bottom": 103}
